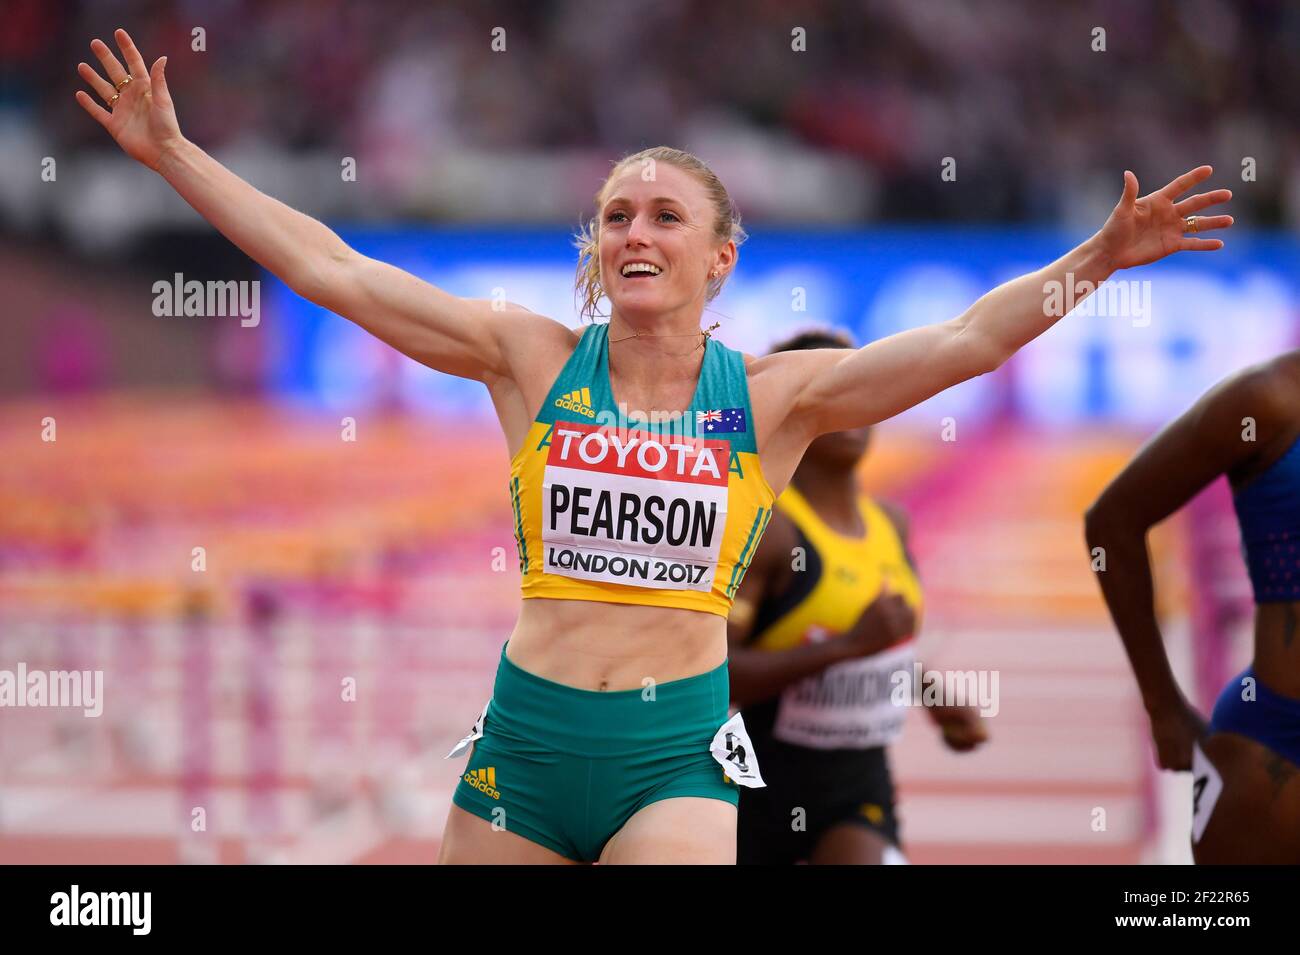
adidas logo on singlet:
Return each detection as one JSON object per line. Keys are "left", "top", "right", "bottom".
{"left": 464, "top": 767, "right": 500, "bottom": 799}
{"left": 554, "top": 387, "right": 596, "bottom": 418}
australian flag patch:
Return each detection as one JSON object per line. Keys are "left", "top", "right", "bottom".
{"left": 697, "top": 407, "right": 747, "bottom": 434}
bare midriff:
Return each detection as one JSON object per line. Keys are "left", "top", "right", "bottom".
{"left": 1254, "top": 601, "right": 1300, "bottom": 699}
{"left": 504, "top": 597, "right": 728, "bottom": 691}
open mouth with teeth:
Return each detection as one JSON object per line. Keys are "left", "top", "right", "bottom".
{"left": 620, "top": 262, "right": 663, "bottom": 279}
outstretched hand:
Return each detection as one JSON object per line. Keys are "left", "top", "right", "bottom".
{"left": 1094, "top": 166, "right": 1233, "bottom": 270}
{"left": 75, "top": 28, "right": 183, "bottom": 171}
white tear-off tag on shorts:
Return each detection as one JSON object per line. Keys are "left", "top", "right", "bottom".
{"left": 445, "top": 701, "right": 490, "bottom": 759}
{"left": 882, "top": 845, "right": 910, "bottom": 865}
{"left": 1190, "top": 741, "right": 1224, "bottom": 844}
{"left": 710, "top": 712, "right": 765, "bottom": 788}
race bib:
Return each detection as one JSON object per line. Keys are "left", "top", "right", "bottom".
{"left": 1190, "top": 742, "right": 1223, "bottom": 844}
{"left": 542, "top": 421, "right": 730, "bottom": 591}
{"left": 772, "top": 642, "right": 915, "bottom": 750}
{"left": 710, "top": 712, "right": 765, "bottom": 788}
{"left": 444, "top": 700, "right": 490, "bottom": 759}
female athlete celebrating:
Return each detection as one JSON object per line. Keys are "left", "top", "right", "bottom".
{"left": 728, "top": 329, "right": 987, "bottom": 866}
{"left": 78, "top": 28, "right": 1233, "bottom": 864}
{"left": 1086, "top": 352, "right": 1300, "bottom": 863}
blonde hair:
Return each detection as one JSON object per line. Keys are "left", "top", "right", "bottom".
{"left": 573, "top": 146, "right": 748, "bottom": 324}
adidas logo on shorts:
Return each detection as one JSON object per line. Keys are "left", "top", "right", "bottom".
{"left": 554, "top": 387, "right": 596, "bottom": 418}
{"left": 464, "top": 767, "right": 501, "bottom": 799}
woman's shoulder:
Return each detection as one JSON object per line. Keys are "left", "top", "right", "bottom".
{"left": 1208, "top": 350, "right": 1300, "bottom": 423}
{"left": 459, "top": 299, "right": 581, "bottom": 342}
{"left": 473, "top": 303, "right": 584, "bottom": 390}
{"left": 740, "top": 344, "right": 845, "bottom": 376}
{"left": 738, "top": 344, "right": 847, "bottom": 422}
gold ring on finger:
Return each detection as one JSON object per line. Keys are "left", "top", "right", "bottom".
{"left": 115, "top": 75, "right": 133, "bottom": 92}
{"left": 1185, "top": 215, "right": 1199, "bottom": 233}
{"left": 108, "top": 92, "right": 120, "bottom": 108}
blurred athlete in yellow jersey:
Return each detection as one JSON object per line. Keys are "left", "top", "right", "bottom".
{"left": 728, "top": 329, "right": 989, "bottom": 865}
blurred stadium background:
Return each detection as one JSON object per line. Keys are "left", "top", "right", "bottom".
{"left": 1, "top": 0, "right": 1297, "bottom": 864}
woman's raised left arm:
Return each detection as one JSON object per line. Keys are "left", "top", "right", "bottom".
{"left": 770, "top": 166, "right": 1232, "bottom": 436}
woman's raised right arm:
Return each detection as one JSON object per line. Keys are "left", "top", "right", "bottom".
{"left": 76, "top": 28, "right": 529, "bottom": 383}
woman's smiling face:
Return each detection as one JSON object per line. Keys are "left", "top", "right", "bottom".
{"left": 597, "top": 162, "right": 734, "bottom": 323}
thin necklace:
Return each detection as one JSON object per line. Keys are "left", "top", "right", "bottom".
{"left": 607, "top": 319, "right": 722, "bottom": 355}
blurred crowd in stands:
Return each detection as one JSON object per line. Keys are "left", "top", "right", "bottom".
{"left": 2, "top": 0, "right": 1297, "bottom": 229}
